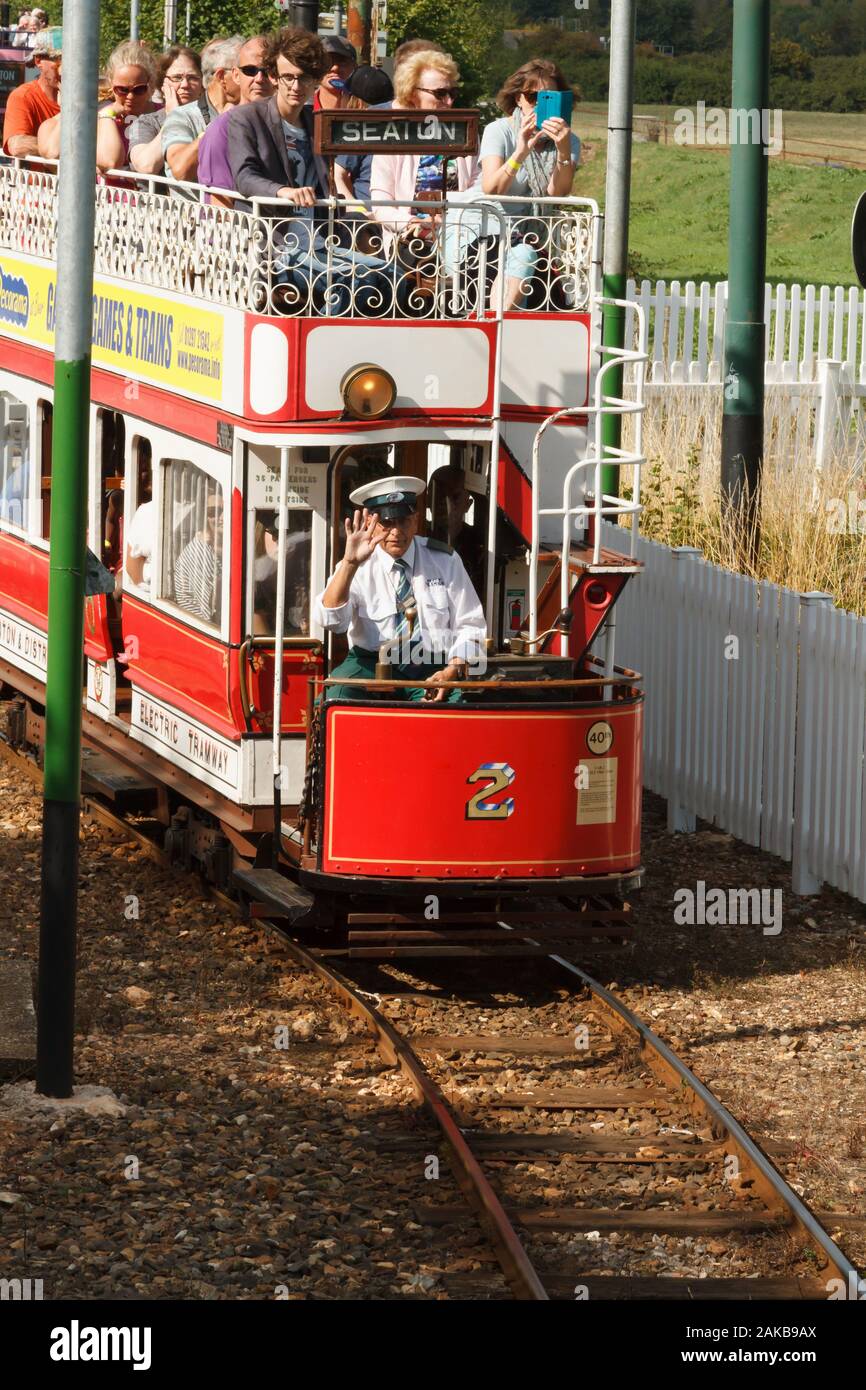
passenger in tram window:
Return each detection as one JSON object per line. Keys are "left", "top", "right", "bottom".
{"left": 228, "top": 27, "right": 391, "bottom": 317}
{"left": 2, "top": 29, "right": 60, "bottom": 156}
{"left": 478, "top": 60, "right": 581, "bottom": 310}
{"left": 125, "top": 498, "right": 155, "bottom": 593}
{"left": 161, "top": 34, "right": 243, "bottom": 192}
{"left": 252, "top": 510, "right": 311, "bottom": 637}
{"left": 428, "top": 464, "right": 486, "bottom": 598}
{"left": 314, "top": 475, "right": 486, "bottom": 703}
{"left": 128, "top": 46, "right": 203, "bottom": 177}
{"left": 103, "top": 489, "right": 124, "bottom": 574}
{"left": 174, "top": 491, "right": 223, "bottom": 626}
{"left": 198, "top": 34, "right": 273, "bottom": 205}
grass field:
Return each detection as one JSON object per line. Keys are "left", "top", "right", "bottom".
{"left": 571, "top": 134, "right": 863, "bottom": 285}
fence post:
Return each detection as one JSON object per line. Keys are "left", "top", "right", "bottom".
{"left": 666, "top": 546, "right": 702, "bottom": 833}
{"left": 792, "top": 591, "right": 833, "bottom": 896}
{"left": 814, "top": 358, "right": 843, "bottom": 472}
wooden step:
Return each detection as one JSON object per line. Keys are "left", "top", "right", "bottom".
{"left": 233, "top": 867, "right": 314, "bottom": 921}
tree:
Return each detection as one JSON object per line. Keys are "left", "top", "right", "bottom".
{"left": 94, "top": 1, "right": 287, "bottom": 62}
{"left": 385, "top": 0, "right": 501, "bottom": 104}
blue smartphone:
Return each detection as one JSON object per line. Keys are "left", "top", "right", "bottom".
{"left": 536, "top": 89, "right": 573, "bottom": 127}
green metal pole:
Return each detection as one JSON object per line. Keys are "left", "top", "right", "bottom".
{"left": 600, "top": 0, "right": 636, "bottom": 501}
{"left": 36, "top": 0, "right": 100, "bottom": 1098}
{"left": 721, "top": 0, "right": 769, "bottom": 558}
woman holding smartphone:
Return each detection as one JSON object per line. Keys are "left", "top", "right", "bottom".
{"left": 474, "top": 60, "right": 578, "bottom": 309}
{"left": 481, "top": 59, "right": 580, "bottom": 203}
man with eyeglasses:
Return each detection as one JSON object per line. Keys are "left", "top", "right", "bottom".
{"left": 200, "top": 34, "right": 273, "bottom": 201}
{"left": 228, "top": 26, "right": 391, "bottom": 315}
{"left": 3, "top": 29, "right": 60, "bottom": 156}
{"left": 198, "top": 35, "right": 273, "bottom": 201}
{"left": 314, "top": 476, "right": 486, "bottom": 703}
{"left": 162, "top": 34, "right": 242, "bottom": 193}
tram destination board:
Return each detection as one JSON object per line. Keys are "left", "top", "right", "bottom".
{"left": 314, "top": 107, "right": 479, "bottom": 157}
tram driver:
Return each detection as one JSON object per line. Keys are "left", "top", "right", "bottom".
{"left": 314, "top": 475, "right": 486, "bottom": 702}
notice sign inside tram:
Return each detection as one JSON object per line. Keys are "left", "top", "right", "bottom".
{"left": 315, "top": 108, "right": 479, "bottom": 156}
{"left": 0, "top": 252, "right": 226, "bottom": 404}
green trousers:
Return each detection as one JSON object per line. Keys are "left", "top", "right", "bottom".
{"left": 326, "top": 647, "right": 463, "bottom": 703}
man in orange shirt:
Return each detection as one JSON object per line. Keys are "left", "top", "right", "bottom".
{"left": 3, "top": 30, "right": 61, "bottom": 156}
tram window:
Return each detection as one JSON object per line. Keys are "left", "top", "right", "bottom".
{"left": 251, "top": 509, "right": 312, "bottom": 637}
{"left": 134, "top": 437, "right": 153, "bottom": 506}
{"left": 160, "top": 459, "right": 223, "bottom": 628}
{"left": 0, "top": 392, "right": 30, "bottom": 533}
{"left": 38, "top": 400, "right": 52, "bottom": 539}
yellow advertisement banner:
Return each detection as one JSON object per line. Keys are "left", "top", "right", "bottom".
{"left": 0, "top": 253, "right": 225, "bottom": 402}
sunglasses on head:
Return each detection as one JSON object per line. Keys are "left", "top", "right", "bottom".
{"left": 238, "top": 64, "right": 269, "bottom": 77}
{"left": 418, "top": 86, "right": 459, "bottom": 101}
{"left": 114, "top": 82, "right": 148, "bottom": 96}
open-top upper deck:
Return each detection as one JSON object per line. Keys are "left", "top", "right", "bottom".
{"left": 0, "top": 159, "right": 601, "bottom": 429}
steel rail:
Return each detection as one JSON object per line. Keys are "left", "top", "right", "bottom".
{"left": 262, "top": 923, "right": 549, "bottom": 1302}
{"left": 538, "top": 946, "right": 860, "bottom": 1288}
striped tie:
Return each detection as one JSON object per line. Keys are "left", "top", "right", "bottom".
{"left": 393, "top": 558, "right": 413, "bottom": 640}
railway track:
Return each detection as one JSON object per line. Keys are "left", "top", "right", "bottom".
{"left": 262, "top": 922, "right": 861, "bottom": 1302}
{"left": 2, "top": 732, "right": 859, "bottom": 1303}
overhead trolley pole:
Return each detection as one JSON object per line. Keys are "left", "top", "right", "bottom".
{"left": 721, "top": 0, "right": 770, "bottom": 559}
{"left": 600, "top": 0, "right": 636, "bottom": 501}
{"left": 36, "top": 0, "right": 100, "bottom": 1098}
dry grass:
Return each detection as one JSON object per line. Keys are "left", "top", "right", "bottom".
{"left": 621, "top": 391, "right": 866, "bottom": 616}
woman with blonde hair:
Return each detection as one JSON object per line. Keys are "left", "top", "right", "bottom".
{"left": 369, "top": 49, "right": 477, "bottom": 250}
{"left": 39, "top": 39, "right": 159, "bottom": 172}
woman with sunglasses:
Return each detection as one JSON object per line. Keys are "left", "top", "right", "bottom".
{"left": 129, "top": 46, "right": 202, "bottom": 177}
{"left": 95, "top": 41, "right": 160, "bottom": 173}
{"left": 37, "top": 40, "right": 159, "bottom": 172}
{"left": 369, "top": 50, "right": 477, "bottom": 253}
{"left": 478, "top": 59, "right": 580, "bottom": 310}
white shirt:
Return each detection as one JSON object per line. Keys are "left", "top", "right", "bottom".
{"left": 125, "top": 500, "right": 155, "bottom": 592}
{"left": 313, "top": 536, "right": 486, "bottom": 665}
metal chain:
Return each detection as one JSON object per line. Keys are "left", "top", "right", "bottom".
{"left": 298, "top": 697, "right": 322, "bottom": 832}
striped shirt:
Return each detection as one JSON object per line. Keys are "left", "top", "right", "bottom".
{"left": 175, "top": 537, "right": 221, "bottom": 624}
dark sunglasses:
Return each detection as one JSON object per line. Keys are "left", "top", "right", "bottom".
{"left": 238, "top": 64, "right": 269, "bottom": 77}
{"left": 522, "top": 90, "right": 540, "bottom": 104}
{"left": 418, "top": 86, "right": 459, "bottom": 101}
{"left": 113, "top": 83, "right": 149, "bottom": 96}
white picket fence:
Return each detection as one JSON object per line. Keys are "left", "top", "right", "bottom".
{"left": 625, "top": 279, "right": 866, "bottom": 473}
{"left": 601, "top": 521, "right": 866, "bottom": 904}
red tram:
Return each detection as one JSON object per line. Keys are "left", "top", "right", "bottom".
{"left": 0, "top": 150, "right": 647, "bottom": 935}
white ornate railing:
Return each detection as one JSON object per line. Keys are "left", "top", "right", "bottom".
{"left": 0, "top": 159, "right": 599, "bottom": 321}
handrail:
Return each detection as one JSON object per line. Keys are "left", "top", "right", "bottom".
{"left": 0, "top": 157, "right": 600, "bottom": 321}
{"left": 528, "top": 297, "right": 648, "bottom": 651}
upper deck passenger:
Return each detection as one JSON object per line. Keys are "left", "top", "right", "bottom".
{"left": 2, "top": 29, "right": 60, "bottom": 156}
{"left": 128, "top": 46, "right": 203, "bottom": 177}
{"left": 198, "top": 35, "right": 274, "bottom": 201}
{"left": 368, "top": 50, "right": 478, "bottom": 253}
{"left": 38, "top": 40, "right": 160, "bottom": 173}
{"left": 161, "top": 34, "right": 242, "bottom": 192}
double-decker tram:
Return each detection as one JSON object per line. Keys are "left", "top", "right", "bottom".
{"left": 0, "top": 123, "right": 648, "bottom": 944}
